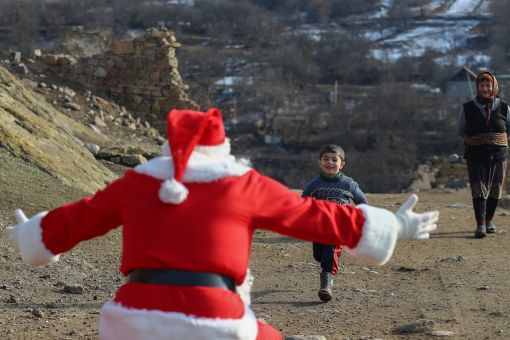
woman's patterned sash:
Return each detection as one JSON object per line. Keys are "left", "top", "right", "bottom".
{"left": 465, "top": 132, "right": 508, "bottom": 146}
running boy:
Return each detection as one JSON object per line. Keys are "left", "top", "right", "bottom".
{"left": 302, "top": 144, "right": 368, "bottom": 302}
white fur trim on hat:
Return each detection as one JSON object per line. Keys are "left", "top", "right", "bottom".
{"left": 195, "top": 139, "right": 231, "bottom": 158}
{"left": 15, "top": 212, "right": 60, "bottom": 266}
{"left": 137, "top": 146, "right": 250, "bottom": 184}
{"left": 345, "top": 204, "right": 399, "bottom": 265}
{"left": 159, "top": 178, "right": 189, "bottom": 204}
{"left": 162, "top": 139, "right": 232, "bottom": 160}
{"left": 99, "top": 301, "right": 258, "bottom": 340}
{"left": 143, "top": 139, "right": 250, "bottom": 204}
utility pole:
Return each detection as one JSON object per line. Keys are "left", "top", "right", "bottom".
{"left": 232, "top": 97, "right": 237, "bottom": 131}
{"left": 334, "top": 80, "right": 338, "bottom": 107}
{"left": 464, "top": 65, "right": 477, "bottom": 99}
{"left": 466, "top": 72, "right": 475, "bottom": 98}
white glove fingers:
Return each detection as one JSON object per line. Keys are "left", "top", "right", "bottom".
{"left": 398, "top": 194, "right": 418, "bottom": 213}
{"left": 418, "top": 210, "right": 439, "bottom": 224}
{"left": 414, "top": 223, "right": 437, "bottom": 240}
{"left": 422, "top": 223, "right": 437, "bottom": 233}
{"left": 15, "top": 209, "right": 28, "bottom": 223}
{"left": 415, "top": 233, "right": 430, "bottom": 240}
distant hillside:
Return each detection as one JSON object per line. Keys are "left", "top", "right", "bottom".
{"left": 2, "top": 0, "right": 509, "bottom": 193}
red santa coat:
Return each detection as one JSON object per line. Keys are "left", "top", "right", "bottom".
{"left": 13, "top": 149, "right": 400, "bottom": 339}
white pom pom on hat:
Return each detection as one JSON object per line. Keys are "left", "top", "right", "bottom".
{"left": 159, "top": 178, "right": 189, "bottom": 204}
{"left": 158, "top": 108, "right": 226, "bottom": 204}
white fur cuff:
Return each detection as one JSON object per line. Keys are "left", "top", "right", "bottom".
{"left": 345, "top": 204, "right": 399, "bottom": 265}
{"left": 17, "top": 212, "right": 60, "bottom": 266}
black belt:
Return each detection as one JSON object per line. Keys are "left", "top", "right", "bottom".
{"left": 127, "top": 269, "right": 237, "bottom": 292}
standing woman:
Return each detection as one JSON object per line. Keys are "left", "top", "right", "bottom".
{"left": 458, "top": 71, "right": 510, "bottom": 238}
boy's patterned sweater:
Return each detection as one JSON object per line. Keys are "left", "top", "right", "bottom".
{"left": 302, "top": 172, "right": 368, "bottom": 205}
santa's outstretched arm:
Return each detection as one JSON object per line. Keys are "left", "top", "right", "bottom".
{"left": 6, "top": 209, "right": 59, "bottom": 266}
{"left": 345, "top": 194, "right": 438, "bottom": 265}
{"left": 251, "top": 173, "right": 438, "bottom": 265}
{"left": 5, "top": 175, "right": 128, "bottom": 267}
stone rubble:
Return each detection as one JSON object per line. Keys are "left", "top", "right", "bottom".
{"left": 26, "top": 27, "right": 198, "bottom": 130}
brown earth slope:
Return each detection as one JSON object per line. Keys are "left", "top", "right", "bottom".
{"left": 0, "top": 65, "right": 115, "bottom": 193}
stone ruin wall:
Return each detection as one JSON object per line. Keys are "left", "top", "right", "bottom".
{"left": 31, "top": 27, "right": 198, "bottom": 131}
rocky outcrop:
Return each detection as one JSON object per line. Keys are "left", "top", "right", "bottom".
{"left": 0, "top": 65, "right": 116, "bottom": 193}
{"left": 29, "top": 27, "right": 198, "bottom": 131}
{"left": 408, "top": 156, "right": 469, "bottom": 192}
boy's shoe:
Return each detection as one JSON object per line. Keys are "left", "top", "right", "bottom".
{"left": 486, "top": 221, "right": 497, "bottom": 234}
{"left": 318, "top": 271, "right": 333, "bottom": 302}
{"left": 474, "top": 225, "right": 486, "bottom": 238}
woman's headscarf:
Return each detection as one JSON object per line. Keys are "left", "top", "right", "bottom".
{"left": 475, "top": 71, "right": 499, "bottom": 124}
{"left": 476, "top": 71, "right": 499, "bottom": 101}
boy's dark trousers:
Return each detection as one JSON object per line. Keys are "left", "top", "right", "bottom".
{"left": 313, "top": 242, "right": 343, "bottom": 275}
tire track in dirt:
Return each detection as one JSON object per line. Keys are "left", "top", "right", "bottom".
{"left": 414, "top": 261, "right": 468, "bottom": 336}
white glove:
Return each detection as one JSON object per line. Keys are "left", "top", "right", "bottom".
{"left": 395, "top": 194, "right": 439, "bottom": 240}
{"left": 5, "top": 209, "right": 29, "bottom": 253}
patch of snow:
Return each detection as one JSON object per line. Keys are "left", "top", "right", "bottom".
{"left": 225, "top": 44, "right": 245, "bottom": 49}
{"left": 345, "top": 99, "right": 361, "bottom": 110}
{"left": 411, "top": 83, "right": 442, "bottom": 94}
{"left": 363, "top": 28, "right": 396, "bottom": 41}
{"left": 434, "top": 53, "right": 491, "bottom": 67}
{"left": 214, "top": 76, "right": 254, "bottom": 87}
{"left": 144, "top": 0, "right": 194, "bottom": 5}
{"left": 443, "top": 0, "right": 491, "bottom": 17}
{"left": 424, "top": 0, "right": 447, "bottom": 13}
{"left": 383, "top": 19, "right": 479, "bottom": 51}
{"left": 366, "top": 0, "right": 492, "bottom": 64}
{"left": 369, "top": 49, "right": 405, "bottom": 63}
{"left": 367, "top": 0, "right": 393, "bottom": 19}
{"left": 283, "top": 24, "right": 347, "bottom": 42}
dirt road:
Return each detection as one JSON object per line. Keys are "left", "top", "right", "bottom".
{"left": 251, "top": 189, "right": 510, "bottom": 339}
{"left": 1, "top": 148, "right": 508, "bottom": 339}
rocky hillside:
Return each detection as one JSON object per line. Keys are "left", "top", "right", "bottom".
{"left": 0, "top": 65, "right": 115, "bottom": 193}
{"left": 0, "top": 56, "right": 168, "bottom": 194}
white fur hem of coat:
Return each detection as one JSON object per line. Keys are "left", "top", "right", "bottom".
{"left": 15, "top": 211, "right": 60, "bottom": 266}
{"left": 99, "top": 301, "right": 258, "bottom": 340}
{"left": 345, "top": 204, "right": 399, "bottom": 265}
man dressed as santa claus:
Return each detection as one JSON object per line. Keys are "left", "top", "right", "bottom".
{"left": 6, "top": 108, "right": 439, "bottom": 339}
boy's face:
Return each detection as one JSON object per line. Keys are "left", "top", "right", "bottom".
{"left": 477, "top": 80, "right": 493, "bottom": 99}
{"left": 318, "top": 152, "right": 345, "bottom": 177}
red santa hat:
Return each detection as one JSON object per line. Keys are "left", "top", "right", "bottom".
{"left": 159, "top": 108, "right": 226, "bottom": 204}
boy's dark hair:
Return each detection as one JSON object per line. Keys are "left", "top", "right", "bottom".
{"left": 319, "top": 144, "right": 345, "bottom": 160}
